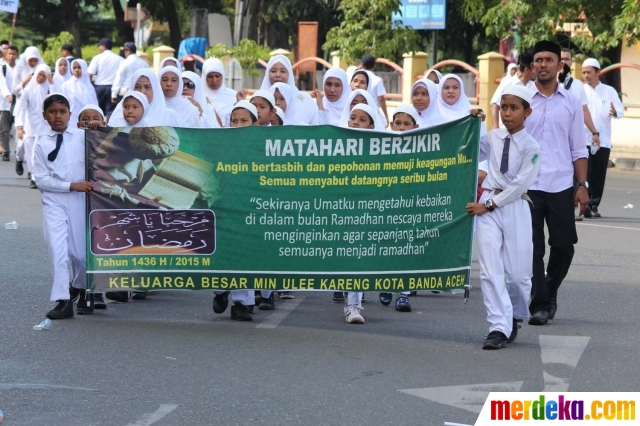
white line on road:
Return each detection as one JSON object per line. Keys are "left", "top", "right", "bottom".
{"left": 576, "top": 223, "right": 640, "bottom": 231}
{"left": 125, "top": 404, "right": 178, "bottom": 426}
{"left": 539, "top": 335, "right": 590, "bottom": 392}
{"left": 256, "top": 296, "right": 305, "bottom": 329}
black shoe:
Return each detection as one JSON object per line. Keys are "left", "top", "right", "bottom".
{"left": 583, "top": 207, "right": 593, "bottom": 218}
{"left": 409, "top": 291, "right": 417, "bottom": 296}
{"left": 507, "top": 318, "right": 522, "bottom": 343}
{"left": 213, "top": 291, "right": 230, "bottom": 314}
{"left": 77, "top": 290, "right": 94, "bottom": 315}
{"left": 247, "top": 305, "right": 254, "bottom": 314}
{"left": 15, "top": 160, "right": 23, "bottom": 175}
{"left": 591, "top": 208, "right": 601, "bottom": 218}
{"left": 94, "top": 293, "right": 107, "bottom": 309}
{"left": 278, "top": 291, "right": 295, "bottom": 299}
{"left": 549, "top": 300, "right": 557, "bottom": 320}
{"left": 230, "top": 302, "right": 253, "bottom": 321}
{"left": 395, "top": 295, "right": 411, "bottom": 312}
{"left": 105, "top": 291, "right": 129, "bottom": 303}
{"left": 29, "top": 180, "right": 37, "bottom": 189}
{"left": 46, "top": 299, "right": 74, "bottom": 320}
{"left": 254, "top": 290, "right": 262, "bottom": 305}
{"left": 379, "top": 292, "right": 393, "bottom": 306}
{"left": 2, "top": 152, "right": 9, "bottom": 161}
{"left": 258, "top": 292, "right": 275, "bottom": 310}
{"left": 528, "top": 311, "right": 549, "bottom": 325}
{"left": 131, "top": 291, "right": 146, "bottom": 300}
{"left": 332, "top": 291, "right": 345, "bottom": 302}
{"left": 483, "top": 331, "right": 508, "bottom": 350}
{"left": 69, "top": 285, "right": 80, "bottom": 302}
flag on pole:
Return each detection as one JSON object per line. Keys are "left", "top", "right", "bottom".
{"left": 0, "top": 0, "right": 18, "bottom": 14}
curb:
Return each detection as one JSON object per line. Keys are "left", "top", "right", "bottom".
{"left": 611, "top": 158, "right": 640, "bottom": 171}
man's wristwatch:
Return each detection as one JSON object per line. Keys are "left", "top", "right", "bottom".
{"left": 484, "top": 199, "right": 495, "bottom": 212}
{"left": 577, "top": 181, "right": 589, "bottom": 189}
{"left": 592, "top": 132, "right": 599, "bottom": 136}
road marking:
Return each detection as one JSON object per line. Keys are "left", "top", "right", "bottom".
{"left": 256, "top": 296, "right": 305, "bottom": 329}
{"left": 125, "top": 404, "right": 178, "bottom": 426}
{"left": 576, "top": 223, "right": 640, "bottom": 231}
{"left": 0, "top": 383, "right": 97, "bottom": 391}
{"left": 399, "top": 382, "right": 523, "bottom": 414}
{"left": 539, "top": 335, "right": 590, "bottom": 392}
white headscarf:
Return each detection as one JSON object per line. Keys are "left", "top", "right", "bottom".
{"left": 411, "top": 79, "right": 444, "bottom": 128}
{"left": 14, "top": 46, "right": 44, "bottom": 91}
{"left": 349, "top": 69, "right": 376, "bottom": 98}
{"left": 183, "top": 70, "right": 219, "bottom": 128}
{"left": 321, "top": 68, "right": 351, "bottom": 126}
{"left": 425, "top": 69, "right": 443, "bottom": 85}
{"left": 201, "top": 58, "right": 236, "bottom": 127}
{"left": 160, "top": 57, "right": 180, "bottom": 70}
{"left": 108, "top": 91, "right": 150, "bottom": 127}
{"left": 437, "top": 74, "right": 473, "bottom": 123}
{"left": 338, "top": 89, "right": 385, "bottom": 131}
{"left": 77, "top": 104, "right": 105, "bottom": 126}
{"left": 62, "top": 59, "right": 99, "bottom": 126}
{"left": 346, "top": 65, "right": 357, "bottom": 82}
{"left": 53, "top": 57, "right": 71, "bottom": 92}
{"left": 348, "top": 103, "right": 380, "bottom": 130}
{"left": 393, "top": 104, "right": 419, "bottom": 126}
{"left": 260, "top": 55, "right": 317, "bottom": 124}
{"left": 22, "top": 64, "right": 52, "bottom": 137}
{"left": 158, "top": 65, "right": 202, "bottom": 128}
{"left": 120, "top": 68, "right": 179, "bottom": 127}
{"left": 269, "top": 82, "right": 299, "bottom": 125}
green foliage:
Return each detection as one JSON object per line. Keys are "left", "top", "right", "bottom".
{"left": 206, "top": 39, "right": 271, "bottom": 75}
{"left": 323, "top": 0, "right": 421, "bottom": 63}
{"left": 81, "top": 46, "right": 102, "bottom": 64}
{"left": 42, "top": 32, "right": 75, "bottom": 67}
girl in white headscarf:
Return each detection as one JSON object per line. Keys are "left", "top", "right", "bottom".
{"left": 338, "top": 89, "right": 385, "bottom": 131}
{"left": 183, "top": 70, "right": 219, "bottom": 128}
{"left": 62, "top": 59, "right": 99, "bottom": 127}
{"left": 15, "top": 64, "right": 52, "bottom": 188}
{"left": 312, "top": 67, "right": 351, "bottom": 126}
{"left": 52, "top": 57, "right": 71, "bottom": 93}
{"left": 13, "top": 46, "right": 45, "bottom": 96}
{"left": 201, "top": 58, "right": 236, "bottom": 127}
{"left": 110, "top": 68, "right": 179, "bottom": 127}
{"left": 159, "top": 57, "right": 181, "bottom": 70}
{"left": 107, "top": 91, "right": 150, "bottom": 127}
{"left": 269, "top": 82, "right": 300, "bottom": 125}
{"left": 424, "top": 69, "right": 443, "bottom": 85}
{"left": 158, "top": 66, "right": 203, "bottom": 128}
{"left": 411, "top": 79, "right": 445, "bottom": 128}
{"left": 259, "top": 55, "right": 317, "bottom": 124}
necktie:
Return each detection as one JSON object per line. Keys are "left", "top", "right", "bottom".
{"left": 500, "top": 136, "right": 510, "bottom": 174}
{"left": 48, "top": 133, "right": 63, "bottom": 162}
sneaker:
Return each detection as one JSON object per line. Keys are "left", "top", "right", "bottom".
{"left": 583, "top": 207, "right": 593, "bottom": 218}
{"left": 507, "top": 318, "right": 522, "bottom": 344}
{"left": 575, "top": 215, "right": 584, "bottom": 221}
{"left": 76, "top": 290, "right": 94, "bottom": 315}
{"left": 29, "top": 180, "right": 37, "bottom": 189}
{"left": 212, "top": 291, "right": 230, "bottom": 314}
{"left": 528, "top": 311, "right": 549, "bottom": 326}
{"left": 278, "top": 291, "right": 295, "bottom": 299}
{"left": 258, "top": 292, "right": 275, "bottom": 310}
{"left": 105, "top": 291, "right": 129, "bottom": 303}
{"left": 15, "top": 160, "right": 23, "bottom": 175}
{"left": 395, "top": 295, "right": 411, "bottom": 312}
{"left": 2, "top": 152, "right": 9, "bottom": 161}
{"left": 94, "top": 293, "right": 107, "bottom": 309}
{"left": 131, "top": 291, "right": 146, "bottom": 300}
{"left": 483, "top": 331, "right": 508, "bottom": 349}
{"left": 69, "top": 285, "right": 80, "bottom": 302}
{"left": 345, "top": 304, "right": 364, "bottom": 324}
{"left": 548, "top": 300, "right": 557, "bottom": 320}
{"left": 409, "top": 291, "right": 417, "bottom": 296}
{"left": 379, "top": 292, "right": 393, "bottom": 306}
{"left": 230, "top": 302, "right": 253, "bottom": 321}
{"left": 332, "top": 291, "right": 345, "bottom": 302}
{"left": 591, "top": 209, "right": 601, "bottom": 218}
{"left": 46, "top": 299, "right": 74, "bottom": 320}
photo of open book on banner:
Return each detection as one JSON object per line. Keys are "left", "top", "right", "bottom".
{"left": 86, "top": 118, "right": 480, "bottom": 293}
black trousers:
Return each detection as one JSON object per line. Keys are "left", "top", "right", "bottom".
{"left": 94, "top": 85, "right": 115, "bottom": 117}
{"left": 528, "top": 187, "right": 578, "bottom": 314}
{"left": 587, "top": 146, "right": 611, "bottom": 211}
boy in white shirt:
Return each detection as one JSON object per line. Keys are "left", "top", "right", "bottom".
{"left": 32, "top": 93, "right": 93, "bottom": 319}
{"left": 466, "top": 85, "right": 541, "bottom": 349}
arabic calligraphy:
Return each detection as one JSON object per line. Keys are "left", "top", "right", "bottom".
{"left": 90, "top": 209, "right": 216, "bottom": 255}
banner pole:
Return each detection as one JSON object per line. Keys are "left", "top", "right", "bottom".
{"left": 9, "top": 12, "right": 17, "bottom": 44}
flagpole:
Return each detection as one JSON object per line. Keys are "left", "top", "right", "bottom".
{"left": 9, "top": 12, "right": 17, "bottom": 44}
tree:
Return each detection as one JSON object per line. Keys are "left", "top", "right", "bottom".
{"left": 323, "top": 0, "right": 422, "bottom": 63}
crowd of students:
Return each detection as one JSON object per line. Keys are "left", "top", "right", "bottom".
{"left": 5, "top": 38, "right": 606, "bottom": 350}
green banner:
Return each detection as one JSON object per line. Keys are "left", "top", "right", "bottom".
{"left": 86, "top": 117, "right": 480, "bottom": 292}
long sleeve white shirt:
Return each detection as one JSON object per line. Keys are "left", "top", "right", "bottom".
{"left": 111, "top": 54, "right": 149, "bottom": 98}
{"left": 582, "top": 82, "right": 624, "bottom": 149}
{"left": 0, "top": 63, "right": 15, "bottom": 111}
{"left": 87, "top": 50, "right": 123, "bottom": 86}
{"left": 480, "top": 127, "right": 541, "bottom": 207}
{"left": 32, "top": 127, "right": 86, "bottom": 192}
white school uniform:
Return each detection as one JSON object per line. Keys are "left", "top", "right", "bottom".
{"left": 158, "top": 66, "right": 203, "bottom": 128}
{"left": 201, "top": 58, "right": 237, "bottom": 127}
{"left": 32, "top": 127, "right": 87, "bottom": 301}
{"left": 318, "top": 68, "right": 351, "bottom": 126}
{"left": 476, "top": 127, "right": 540, "bottom": 337}
{"left": 62, "top": 59, "right": 99, "bottom": 127}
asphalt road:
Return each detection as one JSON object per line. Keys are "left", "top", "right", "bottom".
{"left": 1, "top": 150, "right": 639, "bottom": 426}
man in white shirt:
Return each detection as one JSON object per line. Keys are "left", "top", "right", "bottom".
{"left": 0, "top": 44, "right": 17, "bottom": 161}
{"left": 490, "top": 52, "right": 535, "bottom": 129}
{"left": 361, "top": 54, "right": 389, "bottom": 125}
{"left": 581, "top": 58, "right": 624, "bottom": 218}
{"left": 110, "top": 42, "right": 149, "bottom": 105}
{"left": 88, "top": 38, "right": 123, "bottom": 117}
